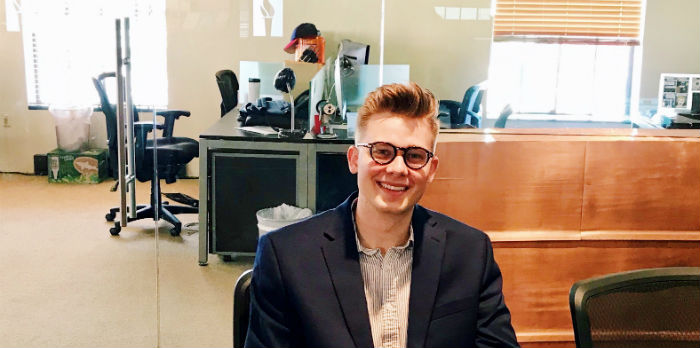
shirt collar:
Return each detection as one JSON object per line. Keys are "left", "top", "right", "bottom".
{"left": 351, "top": 198, "right": 414, "bottom": 255}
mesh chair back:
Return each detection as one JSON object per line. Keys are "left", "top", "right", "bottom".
{"left": 233, "top": 269, "right": 253, "bottom": 348}
{"left": 457, "top": 85, "right": 483, "bottom": 128}
{"left": 570, "top": 267, "right": 700, "bottom": 348}
{"left": 216, "top": 70, "right": 239, "bottom": 117}
{"left": 92, "top": 73, "right": 118, "bottom": 157}
{"left": 92, "top": 72, "right": 142, "bottom": 179}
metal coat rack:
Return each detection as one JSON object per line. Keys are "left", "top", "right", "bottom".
{"left": 115, "top": 17, "right": 137, "bottom": 226}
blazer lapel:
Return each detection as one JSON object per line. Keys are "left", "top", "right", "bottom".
{"left": 320, "top": 194, "right": 374, "bottom": 348}
{"left": 407, "top": 206, "right": 446, "bottom": 348}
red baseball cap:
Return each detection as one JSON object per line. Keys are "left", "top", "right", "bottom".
{"left": 284, "top": 23, "right": 319, "bottom": 53}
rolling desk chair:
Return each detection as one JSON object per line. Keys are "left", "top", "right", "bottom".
{"left": 233, "top": 269, "right": 253, "bottom": 348}
{"left": 570, "top": 267, "right": 700, "bottom": 348}
{"left": 494, "top": 104, "right": 513, "bottom": 128}
{"left": 93, "top": 72, "right": 199, "bottom": 236}
{"left": 216, "top": 69, "right": 239, "bottom": 117}
{"left": 438, "top": 85, "right": 483, "bottom": 128}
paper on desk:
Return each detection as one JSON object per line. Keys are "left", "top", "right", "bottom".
{"left": 239, "top": 126, "right": 278, "bottom": 135}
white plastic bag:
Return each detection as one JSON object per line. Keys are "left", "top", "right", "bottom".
{"left": 49, "top": 105, "right": 93, "bottom": 152}
{"left": 256, "top": 203, "right": 312, "bottom": 237}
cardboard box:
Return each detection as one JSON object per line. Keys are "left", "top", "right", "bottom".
{"left": 47, "top": 148, "right": 108, "bottom": 184}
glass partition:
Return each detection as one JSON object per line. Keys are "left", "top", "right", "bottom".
{"left": 156, "top": 1, "right": 387, "bottom": 345}
{"left": 384, "top": 0, "right": 700, "bottom": 130}
{"left": 154, "top": 0, "right": 700, "bottom": 346}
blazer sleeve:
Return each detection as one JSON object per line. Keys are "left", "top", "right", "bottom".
{"left": 475, "top": 235, "right": 520, "bottom": 348}
{"left": 244, "top": 234, "right": 293, "bottom": 348}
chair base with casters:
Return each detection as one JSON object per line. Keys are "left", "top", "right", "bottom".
{"left": 104, "top": 178, "right": 198, "bottom": 236}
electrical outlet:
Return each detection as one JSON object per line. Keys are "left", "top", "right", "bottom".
{"left": 2, "top": 114, "right": 9, "bottom": 128}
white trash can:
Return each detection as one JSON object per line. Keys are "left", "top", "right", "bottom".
{"left": 49, "top": 105, "right": 93, "bottom": 152}
{"left": 256, "top": 203, "right": 313, "bottom": 237}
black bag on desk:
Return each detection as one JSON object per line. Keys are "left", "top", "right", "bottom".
{"left": 238, "top": 90, "right": 309, "bottom": 130}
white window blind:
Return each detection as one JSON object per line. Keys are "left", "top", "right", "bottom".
{"left": 493, "top": 0, "right": 644, "bottom": 45}
{"left": 20, "top": 0, "right": 167, "bottom": 107}
{"left": 487, "top": 42, "right": 632, "bottom": 121}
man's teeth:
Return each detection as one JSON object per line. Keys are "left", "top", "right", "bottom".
{"left": 380, "top": 183, "right": 407, "bottom": 191}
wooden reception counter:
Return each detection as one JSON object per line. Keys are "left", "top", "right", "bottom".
{"left": 421, "top": 129, "right": 700, "bottom": 347}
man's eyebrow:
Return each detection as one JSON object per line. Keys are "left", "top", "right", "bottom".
{"left": 405, "top": 144, "right": 430, "bottom": 149}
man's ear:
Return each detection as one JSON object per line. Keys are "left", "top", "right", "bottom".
{"left": 426, "top": 155, "right": 439, "bottom": 183}
{"left": 347, "top": 145, "right": 359, "bottom": 174}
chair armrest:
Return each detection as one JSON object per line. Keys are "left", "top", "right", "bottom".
{"left": 156, "top": 110, "right": 190, "bottom": 118}
{"left": 131, "top": 121, "right": 156, "bottom": 164}
{"left": 155, "top": 110, "right": 191, "bottom": 138}
{"left": 465, "top": 110, "right": 482, "bottom": 128}
{"left": 494, "top": 104, "right": 513, "bottom": 128}
{"left": 134, "top": 121, "right": 156, "bottom": 133}
{"left": 439, "top": 100, "right": 461, "bottom": 127}
{"left": 133, "top": 121, "right": 165, "bottom": 131}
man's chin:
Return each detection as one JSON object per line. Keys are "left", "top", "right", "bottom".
{"left": 373, "top": 198, "right": 413, "bottom": 215}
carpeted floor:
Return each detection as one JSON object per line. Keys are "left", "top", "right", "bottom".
{"left": 0, "top": 173, "right": 253, "bottom": 347}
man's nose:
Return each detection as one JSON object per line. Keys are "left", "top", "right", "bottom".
{"left": 385, "top": 153, "right": 409, "bottom": 174}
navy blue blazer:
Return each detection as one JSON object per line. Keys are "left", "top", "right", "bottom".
{"left": 245, "top": 193, "right": 519, "bottom": 348}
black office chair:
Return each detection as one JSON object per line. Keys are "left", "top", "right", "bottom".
{"left": 216, "top": 70, "right": 239, "bottom": 117}
{"left": 438, "top": 85, "right": 483, "bottom": 128}
{"left": 233, "top": 269, "right": 253, "bottom": 348}
{"left": 570, "top": 267, "right": 700, "bottom": 348}
{"left": 93, "top": 72, "right": 199, "bottom": 236}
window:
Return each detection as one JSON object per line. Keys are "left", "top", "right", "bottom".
{"left": 20, "top": 0, "right": 167, "bottom": 107}
{"left": 487, "top": 0, "right": 644, "bottom": 122}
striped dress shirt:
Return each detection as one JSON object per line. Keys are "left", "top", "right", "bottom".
{"left": 352, "top": 200, "right": 414, "bottom": 348}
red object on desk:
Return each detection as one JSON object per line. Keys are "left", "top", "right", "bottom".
{"left": 312, "top": 114, "right": 321, "bottom": 135}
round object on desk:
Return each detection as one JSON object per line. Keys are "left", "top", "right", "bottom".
{"left": 322, "top": 103, "right": 337, "bottom": 116}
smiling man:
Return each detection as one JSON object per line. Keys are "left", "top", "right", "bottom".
{"left": 245, "top": 83, "right": 519, "bottom": 348}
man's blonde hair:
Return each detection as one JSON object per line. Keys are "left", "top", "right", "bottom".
{"left": 356, "top": 82, "right": 439, "bottom": 144}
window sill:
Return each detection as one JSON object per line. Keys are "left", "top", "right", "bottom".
{"left": 492, "top": 113, "right": 629, "bottom": 123}
{"left": 28, "top": 104, "right": 104, "bottom": 112}
{"left": 27, "top": 104, "right": 161, "bottom": 112}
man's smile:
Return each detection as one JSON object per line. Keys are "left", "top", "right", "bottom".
{"left": 378, "top": 181, "right": 409, "bottom": 192}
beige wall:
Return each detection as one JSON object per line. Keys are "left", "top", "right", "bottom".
{"left": 0, "top": 22, "right": 56, "bottom": 172}
{"left": 385, "top": 0, "right": 493, "bottom": 101}
{"left": 639, "top": 0, "right": 700, "bottom": 99}
{"left": 1, "top": 0, "right": 698, "bottom": 174}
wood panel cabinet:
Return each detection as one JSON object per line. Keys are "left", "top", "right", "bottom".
{"left": 421, "top": 133, "right": 700, "bottom": 346}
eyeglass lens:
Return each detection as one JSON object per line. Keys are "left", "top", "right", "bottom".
{"left": 370, "top": 142, "right": 430, "bottom": 168}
